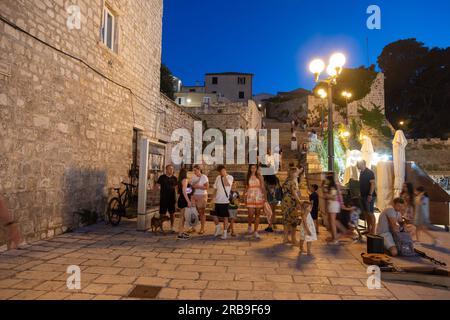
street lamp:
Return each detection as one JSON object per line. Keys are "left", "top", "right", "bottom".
{"left": 316, "top": 88, "right": 327, "bottom": 135}
{"left": 309, "top": 52, "right": 346, "bottom": 172}
{"left": 342, "top": 91, "right": 352, "bottom": 125}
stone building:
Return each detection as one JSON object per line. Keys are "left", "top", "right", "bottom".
{"left": 0, "top": 0, "right": 197, "bottom": 243}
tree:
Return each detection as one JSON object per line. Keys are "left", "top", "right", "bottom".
{"left": 160, "top": 63, "right": 175, "bottom": 100}
{"left": 378, "top": 39, "right": 450, "bottom": 138}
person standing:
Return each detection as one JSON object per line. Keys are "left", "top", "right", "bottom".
{"left": 211, "top": 165, "right": 234, "bottom": 240}
{"left": 308, "top": 184, "right": 320, "bottom": 235}
{"left": 281, "top": 167, "right": 302, "bottom": 245}
{"left": 177, "top": 168, "right": 192, "bottom": 240}
{"left": 414, "top": 186, "right": 438, "bottom": 246}
{"left": 323, "top": 175, "right": 340, "bottom": 244}
{"left": 264, "top": 174, "right": 280, "bottom": 233}
{"left": 0, "top": 196, "right": 22, "bottom": 250}
{"left": 245, "top": 164, "right": 266, "bottom": 239}
{"left": 299, "top": 201, "right": 317, "bottom": 255}
{"left": 190, "top": 165, "right": 209, "bottom": 234}
{"left": 156, "top": 164, "right": 178, "bottom": 232}
{"left": 357, "top": 160, "right": 376, "bottom": 235}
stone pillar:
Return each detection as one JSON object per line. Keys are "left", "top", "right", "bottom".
{"left": 137, "top": 138, "right": 149, "bottom": 231}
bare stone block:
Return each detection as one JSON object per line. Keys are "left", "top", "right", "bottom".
{"left": 201, "top": 289, "right": 237, "bottom": 300}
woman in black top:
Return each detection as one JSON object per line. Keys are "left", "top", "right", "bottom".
{"left": 177, "top": 168, "right": 192, "bottom": 240}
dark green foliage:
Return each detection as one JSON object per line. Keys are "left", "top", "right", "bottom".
{"left": 378, "top": 39, "right": 450, "bottom": 138}
{"left": 358, "top": 103, "right": 393, "bottom": 138}
{"left": 313, "top": 65, "right": 378, "bottom": 108}
{"left": 349, "top": 119, "right": 362, "bottom": 150}
{"left": 160, "top": 63, "right": 175, "bottom": 100}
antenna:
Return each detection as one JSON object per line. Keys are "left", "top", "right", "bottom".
{"left": 366, "top": 37, "right": 370, "bottom": 66}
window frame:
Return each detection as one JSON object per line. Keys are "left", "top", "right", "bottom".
{"left": 239, "top": 91, "right": 245, "bottom": 99}
{"left": 101, "top": 5, "right": 116, "bottom": 51}
{"left": 212, "top": 77, "right": 218, "bottom": 85}
{"left": 238, "top": 77, "right": 246, "bottom": 85}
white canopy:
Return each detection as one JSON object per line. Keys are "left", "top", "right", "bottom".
{"left": 393, "top": 130, "right": 408, "bottom": 197}
{"left": 361, "top": 136, "right": 374, "bottom": 168}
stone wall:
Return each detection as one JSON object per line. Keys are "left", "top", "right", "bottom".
{"left": 0, "top": 0, "right": 195, "bottom": 244}
{"left": 186, "top": 100, "right": 263, "bottom": 132}
{"left": 266, "top": 96, "right": 308, "bottom": 123}
{"left": 406, "top": 139, "right": 450, "bottom": 174}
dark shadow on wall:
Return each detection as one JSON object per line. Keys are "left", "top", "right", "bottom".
{"left": 63, "top": 168, "right": 108, "bottom": 230}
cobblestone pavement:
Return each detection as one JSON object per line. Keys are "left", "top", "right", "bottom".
{"left": 0, "top": 220, "right": 449, "bottom": 300}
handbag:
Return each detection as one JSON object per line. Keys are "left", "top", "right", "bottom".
{"left": 184, "top": 206, "right": 199, "bottom": 228}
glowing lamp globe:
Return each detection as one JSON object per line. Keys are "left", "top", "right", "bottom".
{"left": 329, "top": 53, "right": 346, "bottom": 69}
{"left": 327, "top": 64, "right": 337, "bottom": 77}
{"left": 309, "top": 59, "right": 325, "bottom": 75}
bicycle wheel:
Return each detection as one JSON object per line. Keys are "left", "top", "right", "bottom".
{"left": 107, "top": 197, "right": 123, "bottom": 226}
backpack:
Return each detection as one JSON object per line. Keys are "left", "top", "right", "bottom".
{"left": 393, "top": 231, "right": 415, "bottom": 257}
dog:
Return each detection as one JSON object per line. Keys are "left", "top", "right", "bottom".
{"left": 150, "top": 214, "right": 170, "bottom": 234}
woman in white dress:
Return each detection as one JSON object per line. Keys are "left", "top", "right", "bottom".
{"left": 299, "top": 201, "right": 317, "bottom": 255}
{"left": 323, "top": 175, "right": 340, "bottom": 244}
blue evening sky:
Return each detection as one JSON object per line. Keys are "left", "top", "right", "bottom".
{"left": 162, "top": 0, "right": 450, "bottom": 94}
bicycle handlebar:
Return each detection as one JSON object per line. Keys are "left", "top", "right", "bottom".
{"left": 121, "top": 182, "right": 137, "bottom": 188}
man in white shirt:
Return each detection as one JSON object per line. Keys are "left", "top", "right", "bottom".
{"left": 190, "top": 165, "right": 209, "bottom": 234}
{"left": 376, "top": 198, "right": 405, "bottom": 257}
{"left": 211, "top": 165, "right": 234, "bottom": 240}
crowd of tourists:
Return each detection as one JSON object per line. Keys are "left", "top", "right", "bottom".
{"left": 156, "top": 156, "right": 439, "bottom": 256}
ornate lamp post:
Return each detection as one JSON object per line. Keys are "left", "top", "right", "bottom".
{"left": 309, "top": 53, "right": 346, "bottom": 172}
{"left": 342, "top": 91, "right": 352, "bottom": 125}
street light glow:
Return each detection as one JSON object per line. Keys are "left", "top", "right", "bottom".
{"left": 329, "top": 52, "right": 346, "bottom": 69}
{"left": 309, "top": 59, "right": 325, "bottom": 75}
{"left": 317, "top": 88, "right": 327, "bottom": 98}
{"left": 327, "top": 64, "right": 338, "bottom": 77}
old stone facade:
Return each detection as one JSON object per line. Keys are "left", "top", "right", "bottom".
{"left": 0, "top": 0, "right": 197, "bottom": 244}
{"left": 406, "top": 139, "right": 450, "bottom": 174}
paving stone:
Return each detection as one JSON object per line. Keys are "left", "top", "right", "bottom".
{"left": 120, "top": 268, "right": 158, "bottom": 277}
{"left": 329, "top": 277, "right": 364, "bottom": 286}
{"left": 237, "top": 290, "right": 273, "bottom": 300}
{"left": 81, "top": 259, "right": 116, "bottom": 267}
{"left": 200, "top": 272, "right": 234, "bottom": 281}
{"left": 169, "top": 279, "right": 208, "bottom": 290}
{"left": 84, "top": 266, "right": 124, "bottom": 275}
{"left": 177, "top": 265, "right": 227, "bottom": 273}
{"left": 106, "top": 284, "right": 134, "bottom": 296}
{"left": 253, "top": 281, "right": 311, "bottom": 293}
{"left": 201, "top": 289, "right": 237, "bottom": 300}
{"left": 93, "top": 294, "right": 122, "bottom": 300}
{"left": 82, "top": 283, "right": 109, "bottom": 294}
{"left": 273, "top": 292, "right": 300, "bottom": 300}
{"left": 37, "top": 291, "right": 71, "bottom": 300}
{"left": 0, "top": 278, "right": 23, "bottom": 288}
{"left": 11, "top": 279, "right": 44, "bottom": 289}
{"left": 207, "top": 280, "right": 253, "bottom": 291}
{"left": 158, "top": 288, "right": 178, "bottom": 299}
{"left": 178, "top": 289, "right": 202, "bottom": 300}
{"left": 265, "top": 275, "right": 293, "bottom": 283}
{"left": 293, "top": 276, "right": 330, "bottom": 285}
{"left": 93, "top": 275, "right": 137, "bottom": 285}
{"left": 0, "top": 289, "right": 22, "bottom": 299}
{"left": 65, "top": 293, "right": 95, "bottom": 300}
{"left": 158, "top": 270, "right": 200, "bottom": 280}
{"left": 300, "top": 293, "right": 342, "bottom": 300}
{"left": 234, "top": 273, "right": 266, "bottom": 282}
{"left": 34, "top": 281, "right": 66, "bottom": 291}
{"left": 135, "top": 277, "right": 171, "bottom": 287}
{"left": 10, "top": 290, "right": 47, "bottom": 300}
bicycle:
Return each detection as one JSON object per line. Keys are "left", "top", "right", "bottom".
{"left": 107, "top": 182, "right": 138, "bottom": 226}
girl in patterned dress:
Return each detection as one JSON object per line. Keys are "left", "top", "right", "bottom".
{"left": 245, "top": 164, "right": 266, "bottom": 239}
{"left": 281, "top": 167, "right": 302, "bottom": 245}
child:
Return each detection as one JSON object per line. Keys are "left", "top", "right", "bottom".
{"left": 308, "top": 184, "right": 319, "bottom": 235}
{"left": 227, "top": 183, "right": 240, "bottom": 237}
{"left": 299, "top": 201, "right": 317, "bottom": 255}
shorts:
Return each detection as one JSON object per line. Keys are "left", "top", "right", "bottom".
{"left": 228, "top": 208, "right": 238, "bottom": 219}
{"left": 379, "top": 232, "right": 395, "bottom": 250}
{"left": 212, "top": 203, "right": 230, "bottom": 218}
{"left": 160, "top": 200, "right": 175, "bottom": 215}
{"left": 193, "top": 194, "right": 208, "bottom": 209}
{"left": 328, "top": 200, "right": 340, "bottom": 213}
{"left": 362, "top": 196, "right": 375, "bottom": 215}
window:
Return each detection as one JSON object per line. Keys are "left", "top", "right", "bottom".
{"left": 189, "top": 89, "right": 196, "bottom": 92}
{"left": 239, "top": 91, "right": 245, "bottom": 99}
{"left": 238, "top": 77, "right": 246, "bottom": 85}
{"left": 212, "top": 77, "right": 218, "bottom": 85}
{"left": 203, "top": 97, "right": 211, "bottom": 105}
{"left": 101, "top": 6, "right": 116, "bottom": 51}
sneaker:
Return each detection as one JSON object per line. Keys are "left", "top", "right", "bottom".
{"left": 265, "top": 226, "right": 274, "bottom": 233}
{"left": 221, "top": 232, "right": 227, "bottom": 240}
{"left": 177, "top": 233, "right": 190, "bottom": 241}
{"left": 214, "top": 225, "right": 222, "bottom": 237}
{"left": 254, "top": 232, "right": 261, "bottom": 239}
